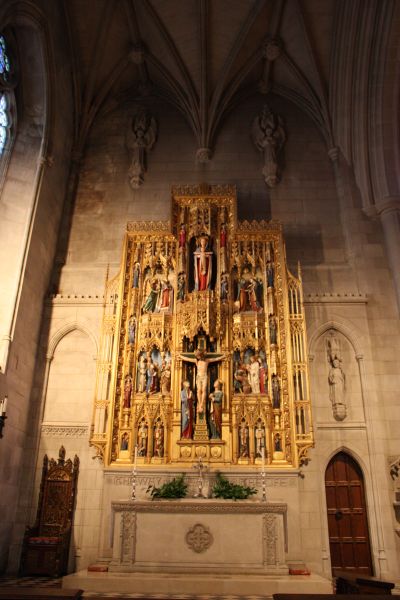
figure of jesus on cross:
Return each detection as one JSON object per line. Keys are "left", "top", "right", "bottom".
{"left": 180, "top": 349, "right": 224, "bottom": 416}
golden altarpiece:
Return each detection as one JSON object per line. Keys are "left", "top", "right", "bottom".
{"left": 90, "top": 185, "right": 313, "bottom": 469}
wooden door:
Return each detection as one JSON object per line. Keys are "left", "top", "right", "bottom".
{"left": 325, "top": 451, "right": 373, "bottom": 575}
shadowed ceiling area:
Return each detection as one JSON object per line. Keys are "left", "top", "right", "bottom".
{"left": 66, "top": 0, "right": 337, "bottom": 156}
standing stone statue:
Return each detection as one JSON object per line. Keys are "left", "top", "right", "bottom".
{"left": 194, "top": 235, "right": 213, "bottom": 291}
{"left": 126, "top": 109, "right": 157, "bottom": 189}
{"left": 248, "top": 355, "right": 261, "bottom": 394}
{"left": 328, "top": 358, "right": 346, "bottom": 421}
{"left": 181, "top": 380, "right": 194, "bottom": 439}
{"left": 208, "top": 380, "right": 223, "bottom": 439}
{"left": 326, "top": 330, "right": 347, "bottom": 421}
{"left": 251, "top": 104, "right": 286, "bottom": 187}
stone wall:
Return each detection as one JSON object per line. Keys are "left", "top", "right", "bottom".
{"left": 0, "top": 0, "right": 75, "bottom": 572}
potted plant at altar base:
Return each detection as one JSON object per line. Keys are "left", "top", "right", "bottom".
{"left": 211, "top": 472, "right": 257, "bottom": 500}
{"left": 147, "top": 474, "right": 188, "bottom": 499}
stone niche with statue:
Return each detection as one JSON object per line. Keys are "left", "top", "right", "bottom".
{"left": 89, "top": 183, "right": 313, "bottom": 469}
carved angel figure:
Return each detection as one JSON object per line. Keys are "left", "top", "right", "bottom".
{"left": 126, "top": 110, "right": 157, "bottom": 189}
{"left": 251, "top": 104, "right": 286, "bottom": 187}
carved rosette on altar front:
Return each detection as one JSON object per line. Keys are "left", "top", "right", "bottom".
{"left": 90, "top": 184, "right": 313, "bottom": 468}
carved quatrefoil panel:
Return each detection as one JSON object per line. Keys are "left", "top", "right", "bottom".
{"left": 185, "top": 523, "right": 213, "bottom": 553}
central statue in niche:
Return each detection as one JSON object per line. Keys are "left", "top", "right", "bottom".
{"left": 194, "top": 235, "right": 213, "bottom": 291}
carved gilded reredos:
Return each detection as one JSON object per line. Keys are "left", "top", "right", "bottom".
{"left": 90, "top": 184, "right": 314, "bottom": 468}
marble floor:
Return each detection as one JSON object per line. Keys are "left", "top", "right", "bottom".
{"left": 0, "top": 576, "right": 278, "bottom": 599}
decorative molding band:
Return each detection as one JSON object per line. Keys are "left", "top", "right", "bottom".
{"left": 126, "top": 220, "right": 170, "bottom": 232}
{"left": 111, "top": 499, "right": 287, "bottom": 515}
{"left": 238, "top": 220, "right": 282, "bottom": 232}
{"left": 316, "top": 421, "right": 366, "bottom": 430}
{"left": 104, "top": 471, "right": 299, "bottom": 489}
{"left": 41, "top": 423, "right": 90, "bottom": 438}
{"left": 171, "top": 184, "right": 236, "bottom": 196}
{"left": 46, "top": 294, "right": 104, "bottom": 306}
{"left": 305, "top": 293, "right": 367, "bottom": 305}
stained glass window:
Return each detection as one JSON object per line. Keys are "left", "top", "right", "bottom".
{"left": 0, "top": 35, "right": 11, "bottom": 154}
{"left": 0, "top": 94, "right": 8, "bottom": 154}
{"left": 0, "top": 36, "right": 10, "bottom": 79}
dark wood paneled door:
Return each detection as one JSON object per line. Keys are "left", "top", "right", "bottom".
{"left": 325, "top": 451, "right": 373, "bottom": 575}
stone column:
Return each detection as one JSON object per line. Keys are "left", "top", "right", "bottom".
{"left": 375, "top": 197, "right": 400, "bottom": 313}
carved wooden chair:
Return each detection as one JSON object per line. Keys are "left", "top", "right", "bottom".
{"left": 20, "top": 446, "right": 79, "bottom": 577}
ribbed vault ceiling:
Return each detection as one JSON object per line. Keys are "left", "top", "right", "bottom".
{"left": 65, "top": 0, "right": 337, "bottom": 154}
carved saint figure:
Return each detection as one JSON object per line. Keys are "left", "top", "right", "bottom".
{"left": 137, "top": 421, "right": 148, "bottom": 456}
{"left": 237, "top": 275, "right": 262, "bottom": 312}
{"left": 248, "top": 355, "right": 261, "bottom": 394}
{"left": 328, "top": 358, "right": 346, "bottom": 420}
{"left": 137, "top": 353, "right": 148, "bottom": 392}
{"left": 237, "top": 276, "right": 247, "bottom": 311}
{"left": 179, "top": 223, "right": 186, "bottom": 247}
{"left": 259, "top": 353, "right": 268, "bottom": 394}
{"left": 120, "top": 432, "right": 129, "bottom": 451}
{"left": 146, "top": 360, "right": 159, "bottom": 394}
{"left": 132, "top": 262, "right": 141, "bottom": 288}
{"left": 194, "top": 235, "right": 213, "bottom": 291}
{"left": 181, "top": 380, "right": 194, "bottom": 439}
{"left": 142, "top": 278, "right": 160, "bottom": 313}
{"left": 128, "top": 315, "right": 136, "bottom": 345}
{"left": 159, "top": 279, "right": 173, "bottom": 312}
{"left": 272, "top": 374, "right": 280, "bottom": 409}
{"left": 209, "top": 380, "right": 223, "bottom": 439}
{"left": 269, "top": 314, "right": 277, "bottom": 345}
{"left": 123, "top": 374, "right": 133, "bottom": 409}
{"left": 248, "top": 277, "right": 262, "bottom": 312}
{"left": 160, "top": 359, "right": 171, "bottom": 394}
{"left": 239, "top": 421, "right": 249, "bottom": 457}
{"left": 255, "top": 422, "right": 266, "bottom": 458}
{"left": 180, "top": 349, "right": 223, "bottom": 415}
{"left": 266, "top": 260, "right": 274, "bottom": 288}
{"left": 220, "top": 273, "right": 229, "bottom": 301}
{"left": 154, "top": 421, "right": 164, "bottom": 457}
{"left": 234, "top": 362, "right": 251, "bottom": 394}
{"left": 274, "top": 433, "right": 282, "bottom": 453}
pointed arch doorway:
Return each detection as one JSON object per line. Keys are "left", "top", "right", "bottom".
{"left": 325, "top": 451, "right": 373, "bottom": 575}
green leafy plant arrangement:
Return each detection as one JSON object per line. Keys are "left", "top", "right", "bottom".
{"left": 212, "top": 472, "right": 257, "bottom": 500}
{"left": 147, "top": 474, "right": 188, "bottom": 499}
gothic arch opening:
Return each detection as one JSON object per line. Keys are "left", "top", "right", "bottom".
{"left": 325, "top": 451, "right": 373, "bottom": 575}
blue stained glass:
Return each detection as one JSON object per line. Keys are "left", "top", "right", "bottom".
{"left": 0, "top": 36, "right": 10, "bottom": 76}
{"left": 0, "top": 93, "right": 8, "bottom": 154}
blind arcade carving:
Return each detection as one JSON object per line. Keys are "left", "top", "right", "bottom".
{"left": 90, "top": 185, "right": 313, "bottom": 467}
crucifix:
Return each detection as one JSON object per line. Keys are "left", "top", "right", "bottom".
{"left": 180, "top": 347, "right": 224, "bottom": 441}
{"left": 192, "top": 456, "right": 208, "bottom": 498}
{"left": 180, "top": 348, "right": 224, "bottom": 417}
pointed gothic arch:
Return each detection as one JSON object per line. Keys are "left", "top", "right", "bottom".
{"left": 325, "top": 450, "right": 373, "bottom": 576}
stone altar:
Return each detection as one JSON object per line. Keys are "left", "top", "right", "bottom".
{"left": 109, "top": 499, "right": 288, "bottom": 574}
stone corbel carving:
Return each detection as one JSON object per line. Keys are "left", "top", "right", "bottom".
{"left": 326, "top": 330, "right": 347, "bottom": 421}
{"left": 251, "top": 104, "right": 286, "bottom": 187}
{"left": 126, "top": 109, "right": 157, "bottom": 189}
